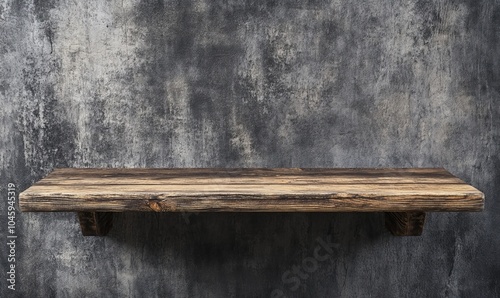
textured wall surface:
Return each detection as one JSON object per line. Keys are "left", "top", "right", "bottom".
{"left": 1, "top": 0, "right": 499, "bottom": 297}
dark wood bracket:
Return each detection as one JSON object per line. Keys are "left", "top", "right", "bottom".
{"left": 384, "top": 212, "right": 426, "bottom": 236}
{"left": 77, "top": 212, "right": 113, "bottom": 236}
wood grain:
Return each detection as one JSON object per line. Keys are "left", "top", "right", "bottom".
{"left": 77, "top": 212, "right": 113, "bottom": 236}
{"left": 385, "top": 212, "right": 426, "bottom": 236}
{"left": 19, "top": 168, "right": 484, "bottom": 213}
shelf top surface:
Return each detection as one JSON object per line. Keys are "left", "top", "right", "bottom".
{"left": 20, "top": 168, "right": 484, "bottom": 212}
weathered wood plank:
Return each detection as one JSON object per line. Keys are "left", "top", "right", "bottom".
{"left": 19, "top": 168, "right": 484, "bottom": 213}
{"left": 30, "top": 168, "right": 468, "bottom": 185}
{"left": 385, "top": 212, "right": 426, "bottom": 236}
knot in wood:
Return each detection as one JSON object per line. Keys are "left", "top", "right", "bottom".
{"left": 148, "top": 200, "right": 162, "bottom": 212}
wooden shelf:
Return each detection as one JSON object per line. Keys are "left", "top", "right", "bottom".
{"left": 19, "top": 168, "right": 484, "bottom": 236}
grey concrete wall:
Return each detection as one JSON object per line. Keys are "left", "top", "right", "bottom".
{"left": 1, "top": 0, "right": 499, "bottom": 297}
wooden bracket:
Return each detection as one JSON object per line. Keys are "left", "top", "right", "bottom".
{"left": 77, "top": 212, "right": 113, "bottom": 236}
{"left": 384, "top": 212, "right": 426, "bottom": 236}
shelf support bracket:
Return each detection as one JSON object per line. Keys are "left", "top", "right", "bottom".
{"left": 77, "top": 212, "right": 113, "bottom": 236}
{"left": 384, "top": 212, "right": 426, "bottom": 236}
